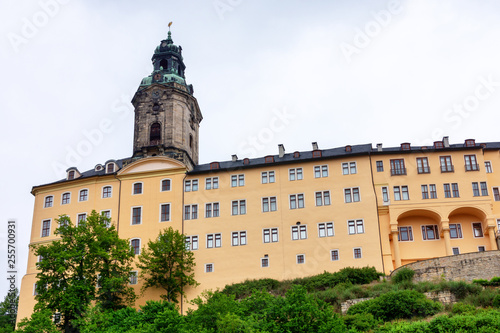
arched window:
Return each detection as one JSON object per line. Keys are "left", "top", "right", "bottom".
{"left": 150, "top": 123, "right": 161, "bottom": 145}
{"left": 159, "top": 59, "right": 168, "bottom": 70}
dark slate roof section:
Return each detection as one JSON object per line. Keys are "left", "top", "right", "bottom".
{"left": 369, "top": 142, "right": 500, "bottom": 155}
{"left": 31, "top": 158, "right": 129, "bottom": 193}
{"left": 189, "top": 144, "right": 374, "bottom": 174}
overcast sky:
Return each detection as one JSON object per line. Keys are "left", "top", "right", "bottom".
{"left": 1, "top": 0, "right": 500, "bottom": 299}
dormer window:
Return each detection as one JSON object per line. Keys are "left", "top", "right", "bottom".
{"left": 465, "top": 139, "right": 476, "bottom": 147}
{"left": 401, "top": 143, "right": 411, "bottom": 151}
{"left": 95, "top": 164, "right": 103, "bottom": 172}
{"left": 434, "top": 141, "right": 444, "bottom": 149}
{"left": 210, "top": 162, "right": 219, "bottom": 170}
{"left": 106, "top": 163, "right": 115, "bottom": 173}
{"left": 312, "top": 150, "right": 322, "bottom": 158}
{"left": 264, "top": 156, "right": 274, "bottom": 163}
{"left": 345, "top": 145, "right": 352, "bottom": 152}
{"left": 68, "top": 170, "right": 75, "bottom": 180}
{"left": 293, "top": 151, "right": 300, "bottom": 158}
{"left": 243, "top": 158, "right": 250, "bottom": 165}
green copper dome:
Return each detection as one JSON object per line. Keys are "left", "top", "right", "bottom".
{"left": 139, "top": 30, "right": 193, "bottom": 94}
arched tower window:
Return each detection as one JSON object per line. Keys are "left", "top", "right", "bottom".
{"left": 150, "top": 123, "right": 161, "bottom": 145}
{"left": 159, "top": 59, "right": 168, "bottom": 70}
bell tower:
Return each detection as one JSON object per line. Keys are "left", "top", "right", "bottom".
{"left": 131, "top": 27, "right": 202, "bottom": 169}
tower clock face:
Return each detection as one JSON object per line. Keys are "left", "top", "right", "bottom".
{"left": 154, "top": 73, "right": 162, "bottom": 81}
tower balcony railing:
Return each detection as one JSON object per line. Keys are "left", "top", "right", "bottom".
{"left": 440, "top": 165, "right": 454, "bottom": 173}
{"left": 390, "top": 168, "right": 407, "bottom": 176}
{"left": 465, "top": 164, "right": 480, "bottom": 171}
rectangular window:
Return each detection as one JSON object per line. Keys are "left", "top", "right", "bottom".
{"left": 130, "top": 239, "right": 140, "bottom": 255}
{"left": 315, "top": 191, "right": 331, "bottom": 206}
{"left": 205, "top": 202, "right": 220, "bottom": 218}
{"left": 231, "top": 200, "right": 246, "bottom": 215}
{"left": 205, "top": 177, "right": 219, "bottom": 190}
{"left": 394, "top": 186, "right": 401, "bottom": 201}
{"left": 440, "top": 156, "right": 454, "bottom": 172}
{"left": 289, "top": 168, "right": 303, "bottom": 181}
{"left": 422, "top": 225, "right": 439, "bottom": 240}
{"left": 318, "top": 222, "right": 334, "bottom": 237}
{"left": 353, "top": 248, "right": 362, "bottom": 259}
{"left": 261, "top": 171, "right": 275, "bottom": 184}
{"left": 472, "top": 222, "right": 483, "bottom": 237}
{"left": 231, "top": 231, "right": 247, "bottom": 246}
{"left": 41, "top": 220, "right": 50, "bottom": 237}
{"left": 493, "top": 187, "right": 500, "bottom": 201}
{"left": 205, "top": 264, "right": 213, "bottom": 273}
{"left": 390, "top": 159, "right": 406, "bottom": 175}
{"left": 296, "top": 254, "right": 305, "bottom": 264}
{"left": 101, "top": 210, "right": 111, "bottom": 219}
{"left": 261, "top": 257, "right": 269, "bottom": 267}
{"left": 393, "top": 186, "right": 409, "bottom": 201}
{"left": 160, "top": 204, "right": 170, "bottom": 222}
{"left": 207, "top": 233, "right": 222, "bottom": 248}
{"left": 262, "top": 197, "right": 277, "bottom": 212}
{"left": 231, "top": 174, "right": 245, "bottom": 187}
{"left": 402, "top": 186, "right": 409, "bottom": 200}
{"left": 185, "top": 236, "right": 198, "bottom": 250}
{"left": 129, "top": 271, "right": 138, "bottom": 285}
{"left": 376, "top": 161, "right": 384, "bottom": 172}
{"left": 132, "top": 207, "right": 142, "bottom": 225}
{"left": 161, "top": 179, "right": 171, "bottom": 191}
{"left": 331, "top": 250, "right": 339, "bottom": 261}
{"left": 77, "top": 213, "right": 87, "bottom": 225}
{"left": 417, "top": 157, "right": 430, "bottom": 174}
{"left": 342, "top": 162, "right": 357, "bottom": 175}
{"left": 485, "top": 161, "right": 492, "bottom": 173}
{"left": 263, "top": 228, "right": 279, "bottom": 243}
{"left": 291, "top": 225, "right": 307, "bottom": 240}
{"left": 44, "top": 196, "right": 53, "bottom": 208}
{"left": 444, "top": 183, "right": 451, "bottom": 198}
{"left": 472, "top": 182, "right": 480, "bottom": 196}
{"left": 465, "top": 155, "right": 479, "bottom": 171}
{"left": 430, "top": 184, "right": 437, "bottom": 199}
{"left": 452, "top": 183, "right": 460, "bottom": 197}
{"left": 184, "top": 204, "right": 198, "bottom": 220}
{"left": 382, "top": 187, "right": 389, "bottom": 203}
{"left": 290, "top": 194, "right": 305, "bottom": 209}
{"left": 481, "top": 182, "right": 488, "bottom": 196}
{"left": 348, "top": 219, "right": 364, "bottom": 234}
{"left": 449, "top": 224, "right": 462, "bottom": 239}
{"left": 421, "top": 185, "right": 429, "bottom": 199}
{"left": 478, "top": 246, "right": 486, "bottom": 252}
{"left": 314, "top": 165, "right": 328, "bottom": 178}
{"left": 452, "top": 247, "right": 460, "bottom": 255}
{"left": 344, "top": 188, "right": 360, "bottom": 203}
{"left": 398, "top": 226, "right": 413, "bottom": 241}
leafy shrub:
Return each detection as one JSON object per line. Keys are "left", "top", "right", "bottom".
{"left": 493, "top": 294, "right": 500, "bottom": 308}
{"left": 221, "top": 278, "right": 280, "bottom": 299}
{"left": 343, "top": 313, "right": 380, "bottom": 331}
{"left": 473, "top": 279, "right": 490, "bottom": 286}
{"left": 451, "top": 302, "right": 476, "bottom": 314}
{"left": 438, "top": 280, "right": 483, "bottom": 300}
{"left": 391, "top": 267, "right": 415, "bottom": 284}
{"left": 347, "top": 290, "right": 443, "bottom": 321}
{"left": 464, "top": 288, "right": 498, "bottom": 308}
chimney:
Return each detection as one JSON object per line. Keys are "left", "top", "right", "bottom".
{"left": 231, "top": 154, "right": 238, "bottom": 162}
{"left": 377, "top": 143, "right": 382, "bottom": 152}
{"left": 278, "top": 144, "right": 285, "bottom": 158}
{"left": 312, "top": 142, "right": 318, "bottom": 150}
{"left": 443, "top": 136, "right": 450, "bottom": 148}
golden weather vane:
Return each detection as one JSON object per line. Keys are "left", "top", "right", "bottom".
{"left": 168, "top": 22, "right": 173, "bottom": 31}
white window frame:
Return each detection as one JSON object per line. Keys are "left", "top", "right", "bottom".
{"left": 160, "top": 178, "right": 172, "bottom": 192}
{"left": 132, "top": 182, "right": 143, "bottom": 195}
{"left": 185, "top": 235, "right": 199, "bottom": 251}
{"left": 382, "top": 186, "right": 389, "bottom": 204}
{"left": 331, "top": 249, "right": 340, "bottom": 261}
{"left": 318, "top": 222, "right": 334, "bottom": 237}
{"left": 61, "top": 192, "right": 71, "bottom": 205}
{"left": 129, "top": 271, "right": 138, "bottom": 285}
{"left": 205, "top": 202, "right": 220, "bottom": 218}
{"left": 261, "top": 257, "right": 269, "bottom": 267}
{"left": 131, "top": 206, "right": 142, "bottom": 225}
{"left": 314, "top": 165, "right": 328, "bottom": 178}
{"left": 452, "top": 247, "right": 460, "bottom": 255}
{"left": 231, "top": 200, "right": 246, "bottom": 215}
{"left": 205, "top": 177, "right": 219, "bottom": 190}
{"left": 206, "top": 233, "right": 222, "bottom": 248}
{"left": 289, "top": 168, "right": 303, "bottom": 181}
{"left": 78, "top": 188, "right": 89, "bottom": 202}
{"left": 43, "top": 195, "right": 54, "bottom": 208}
{"left": 421, "top": 225, "right": 439, "bottom": 240}
{"left": 315, "top": 191, "right": 331, "bottom": 206}
{"left": 348, "top": 219, "right": 364, "bottom": 235}
{"left": 263, "top": 227, "right": 279, "bottom": 243}
{"left": 159, "top": 203, "right": 171, "bottom": 222}
{"left": 344, "top": 187, "right": 360, "bottom": 203}
{"left": 398, "top": 226, "right": 413, "bottom": 242}
{"left": 130, "top": 238, "right": 141, "bottom": 255}
{"left": 289, "top": 193, "right": 305, "bottom": 209}
{"left": 472, "top": 222, "right": 484, "bottom": 238}
{"left": 262, "top": 196, "right": 277, "bottom": 212}
{"left": 231, "top": 174, "right": 245, "bottom": 187}
{"left": 485, "top": 161, "right": 493, "bottom": 173}
{"left": 261, "top": 171, "right": 276, "bottom": 184}
{"left": 291, "top": 225, "right": 307, "bottom": 240}
{"left": 41, "top": 219, "right": 51, "bottom": 237}
{"left": 231, "top": 231, "right": 247, "bottom": 246}
{"left": 205, "top": 263, "right": 214, "bottom": 273}
{"left": 478, "top": 246, "right": 486, "bottom": 252}
{"left": 102, "top": 185, "right": 113, "bottom": 199}
{"left": 342, "top": 161, "right": 357, "bottom": 175}
{"left": 296, "top": 254, "right": 305, "bottom": 264}
{"left": 184, "top": 204, "right": 198, "bottom": 220}
{"left": 77, "top": 213, "right": 87, "bottom": 226}
{"left": 353, "top": 247, "right": 362, "bottom": 259}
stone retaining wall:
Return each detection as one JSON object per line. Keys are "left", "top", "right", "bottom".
{"left": 391, "top": 251, "right": 500, "bottom": 282}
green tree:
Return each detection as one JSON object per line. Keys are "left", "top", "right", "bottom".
{"left": 15, "top": 309, "right": 59, "bottom": 333}
{"left": 0, "top": 288, "right": 18, "bottom": 333}
{"left": 137, "top": 227, "right": 198, "bottom": 303}
{"left": 31, "top": 211, "right": 136, "bottom": 333}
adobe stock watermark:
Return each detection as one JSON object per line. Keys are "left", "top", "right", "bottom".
{"left": 237, "top": 107, "right": 295, "bottom": 158}
{"left": 415, "top": 74, "right": 500, "bottom": 146}
{"left": 213, "top": 0, "right": 243, "bottom": 21}
{"left": 51, "top": 94, "right": 134, "bottom": 176}
{"left": 340, "top": 0, "right": 403, "bottom": 64}
{"left": 7, "top": 0, "right": 72, "bottom": 53}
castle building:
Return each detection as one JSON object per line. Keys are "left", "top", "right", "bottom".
{"left": 18, "top": 30, "right": 500, "bottom": 321}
